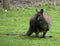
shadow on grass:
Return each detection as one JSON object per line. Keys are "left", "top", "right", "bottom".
{"left": 0, "top": 33, "right": 52, "bottom": 40}
{"left": 19, "top": 34, "right": 52, "bottom": 40}
{"left": 0, "top": 32, "right": 37, "bottom": 40}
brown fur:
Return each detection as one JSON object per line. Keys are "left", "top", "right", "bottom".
{"left": 43, "top": 12, "right": 52, "bottom": 29}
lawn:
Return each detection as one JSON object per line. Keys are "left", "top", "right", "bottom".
{"left": 0, "top": 5, "right": 60, "bottom": 46}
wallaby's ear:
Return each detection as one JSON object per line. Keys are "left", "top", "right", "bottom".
{"left": 40, "top": 9, "right": 44, "bottom": 14}
{"left": 36, "top": 9, "right": 40, "bottom": 12}
{"left": 36, "top": 9, "right": 38, "bottom": 12}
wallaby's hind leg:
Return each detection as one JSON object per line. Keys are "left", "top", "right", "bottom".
{"left": 35, "top": 29, "right": 40, "bottom": 38}
{"left": 41, "top": 28, "right": 49, "bottom": 38}
{"left": 25, "top": 27, "right": 33, "bottom": 36}
{"left": 42, "top": 31, "right": 48, "bottom": 38}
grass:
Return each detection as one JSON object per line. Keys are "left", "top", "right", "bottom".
{"left": 0, "top": 5, "right": 60, "bottom": 46}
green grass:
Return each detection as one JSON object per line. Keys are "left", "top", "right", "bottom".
{"left": 0, "top": 5, "right": 60, "bottom": 46}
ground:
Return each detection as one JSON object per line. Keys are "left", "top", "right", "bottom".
{"left": 0, "top": 5, "right": 60, "bottom": 46}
